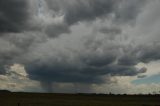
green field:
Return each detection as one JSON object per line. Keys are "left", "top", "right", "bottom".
{"left": 0, "top": 93, "right": 160, "bottom": 106}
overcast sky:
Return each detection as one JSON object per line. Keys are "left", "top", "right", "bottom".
{"left": 0, "top": 0, "right": 160, "bottom": 94}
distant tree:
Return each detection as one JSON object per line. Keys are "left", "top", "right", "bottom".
{"left": 0, "top": 90, "right": 11, "bottom": 93}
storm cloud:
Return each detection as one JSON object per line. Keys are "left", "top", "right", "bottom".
{"left": 0, "top": 0, "right": 160, "bottom": 92}
{"left": 0, "top": 0, "right": 29, "bottom": 33}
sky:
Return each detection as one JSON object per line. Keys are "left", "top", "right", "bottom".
{"left": 0, "top": 0, "right": 160, "bottom": 94}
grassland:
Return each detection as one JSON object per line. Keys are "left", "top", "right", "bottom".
{"left": 0, "top": 92, "right": 160, "bottom": 106}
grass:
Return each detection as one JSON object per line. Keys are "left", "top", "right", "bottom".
{"left": 0, "top": 93, "right": 160, "bottom": 106}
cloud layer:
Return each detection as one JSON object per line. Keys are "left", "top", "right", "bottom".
{"left": 0, "top": 0, "right": 160, "bottom": 93}
{"left": 0, "top": 0, "right": 29, "bottom": 33}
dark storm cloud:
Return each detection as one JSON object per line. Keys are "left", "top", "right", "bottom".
{"left": 63, "top": 0, "right": 119, "bottom": 25}
{"left": 118, "top": 55, "right": 138, "bottom": 66}
{"left": 46, "top": 0, "right": 147, "bottom": 25}
{"left": 0, "top": 38, "right": 19, "bottom": 74}
{"left": 136, "top": 43, "right": 160, "bottom": 63}
{"left": 20, "top": 0, "right": 150, "bottom": 88}
{"left": 46, "top": 0, "right": 122, "bottom": 25}
{"left": 45, "top": 23, "right": 70, "bottom": 37}
{"left": 118, "top": 48, "right": 139, "bottom": 66}
{"left": 0, "top": 0, "right": 29, "bottom": 33}
{"left": 25, "top": 58, "right": 145, "bottom": 84}
{"left": 118, "top": 42, "right": 160, "bottom": 66}
{"left": 82, "top": 54, "right": 116, "bottom": 67}
{"left": 99, "top": 27, "right": 122, "bottom": 35}
{"left": 0, "top": 0, "right": 157, "bottom": 92}
{"left": 44, "top": 0, "right": 121, "bottom": 38}
{"left": 23, "top": 37, "right": 147, "bottom": 86}
{"left": 0, "top": 31, "right": 47, "bottom": 75}
{"left": 44, "top": 0, "right": 147, "bottom": 39}
{"left": 114, "top": 0, "right": 147, "bottom": 24}
{"left": 25, "top": 59, "right": 146, "bottom": 87}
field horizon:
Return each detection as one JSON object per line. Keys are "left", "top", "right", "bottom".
{"left": 0, "top": 91, "right": 160, "bottom": 106}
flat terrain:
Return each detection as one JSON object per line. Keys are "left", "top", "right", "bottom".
{"left": 0, "top": 93, "right": 160, "bottom": 106}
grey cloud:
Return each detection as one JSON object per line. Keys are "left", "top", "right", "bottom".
{"left": 0, "top": 38, "right": 19, "bottom": 74}
{"left": 104, "top": 64, "right": 146, "bottom": 76}
{"left": 24, "top": 56, "right": 146, "bottom": 89}
{"left": 30, "top": 0, "right": 147, "bottom": 39}
{"left": 99, "top": 27, "right": 122, "bottom": 35}
{"left": 63, "top": 0, "right": 119, "bottom": 25}
{"left": 98, "top": 26, "right": 122, "bottom": 40}
{"left": 138, "top": 67, "right": 147, "bottom": 73}
{"left": 118, "top": 42, "right": 160, "bottom": 67}
{"left": 45, "top": 23, "right": 70, "bottom": 37}
{"left": 0, "top": 0, "right": 29, "bottom": 33}
{"left": 118, "top": 49, "right": 139, "bottom": 66}
{"left": 0, "top": 0, "right": 157, "bottom": 93}
{"left": 22, "top": 34, "right": 147, "bottom": 87}
{"left": 118, "top": 42, "right": 160, "bottom": 66}
{"left": 118, "top": 55, "right": 138, "bottom": 66}
{"left": 0, "top": 32, "right": 47, "bottom": 74}
{"left": 46, "top": 0, "right": 121, "bottom": 25}
{"left": 82, "top": 54, "right": 116, "bottom": 67}
{"left": 43, "top": 0, "right": 147, "bottom": 39}
{"left": 137, "top": 43, "right": 160, "bottom": 63}
{"left": 82, "top": 38, "right": 118, "bottom": 67}
{"left": 137, "top": 75, "right": 147, "bottom": 78}
{"left": 46, "top": 0, "right": 147, "bottom": 25}
{"left": 114, "top": 0, "right": 147, "bottom": 24}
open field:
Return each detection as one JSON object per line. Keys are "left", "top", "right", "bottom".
{"left": 0, "top": 93, "right": 160, "bottom": 106}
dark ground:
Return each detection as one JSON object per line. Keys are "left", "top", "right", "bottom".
{"left": 0, "top": 92, "right": 160, "bottom": 106}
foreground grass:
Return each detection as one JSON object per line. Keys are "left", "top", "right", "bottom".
{"left": 0, "top": 93, "right": 160, "bottom": 106}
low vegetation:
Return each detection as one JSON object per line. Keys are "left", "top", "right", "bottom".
{"left": 0, "top": 92, "right": 160, "bottom": 106}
